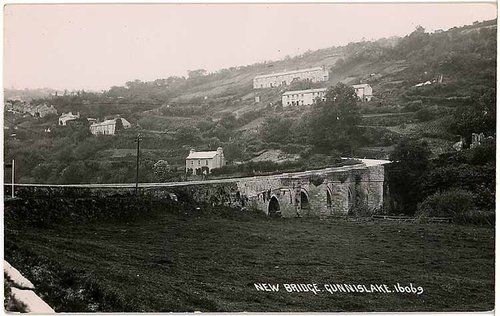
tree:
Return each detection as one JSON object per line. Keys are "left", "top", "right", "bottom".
{"left": 60, "top": 161, "right": 88, "bottom": 184}
{"left": 115, "top": 118, "right": 124, "bottom": 132}
{"left": 188, "top": 69, "right": 207, "bottom": 79}
{"left": 153, "top": 160, "right": 171, "bottom": 182}
{"left": 308, "top": 83, "right": 362, "bottom": 153}
{"left": 260, "top": 116, "right": 294, "bottom": 144}
{"left": 449, "top": 88, "right": 496, "bottom": 144}
{"left": 175, "top": 126, "right": 201, "bottom": 144}
{"left": 386, "top": 138, "right": 431, "bottom": 215}
{"left": 219, "top": 112, "right": 238, "bottom": 129}
{"left": 224, "top": 141, "right": 244, "bottom": 163}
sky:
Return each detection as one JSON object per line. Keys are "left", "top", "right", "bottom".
{"left": 3, "top": 3, "right": 497, "bottom": 91}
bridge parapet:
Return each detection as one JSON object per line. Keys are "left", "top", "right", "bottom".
{"left": 5, "top": 160, "right": 389, "bottom": 218}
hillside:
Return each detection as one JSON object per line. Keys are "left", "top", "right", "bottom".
{"left": 4, "top": 19, "right": 496, "bottom": 184}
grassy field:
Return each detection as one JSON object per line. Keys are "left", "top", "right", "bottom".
{"left": 5, "top": 207, "right": 494, "bottom": 312}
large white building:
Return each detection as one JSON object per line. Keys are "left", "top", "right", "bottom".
{"left": 186, "top": 147, "right": 225, "bottom": 175}
{"left": 352, "top": 84, "right": 373, "bottom": 101}
{"left": 282, "top": 88, "right": 327, "bottom": 107}
{"left": 253, "top": 67, "right": 329, "bottom": 89}
{"left": 89, "top": 117, "right": 131, "bottom": 135}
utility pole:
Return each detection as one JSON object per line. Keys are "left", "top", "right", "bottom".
{"left": 11, "top": 159, "right": 15, "bottom": 198}
{"left": 5, "top": 159, "right": 15, "bottom": 198}
{"left": 135, "top": 134, "right": 142, "bottom": 196}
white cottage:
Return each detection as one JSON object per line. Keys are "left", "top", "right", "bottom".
{"left": 58, "top": 112, "right": 80, "bottom": 126}
{"left": 89, "top": 117, "right": 131, "bottom": 135}
{"left": 186, "top": 147, "right": 225, "bottom": 175}
{"left": 352, "top": 84, "right": 373, "bottom": 102}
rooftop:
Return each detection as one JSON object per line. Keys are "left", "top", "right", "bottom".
{"left": 90, "top": 119, "right": 116, "bottom": 127}
{"left": 187, "top": 151, "right": 219, "bottom": 159}
{"left": 254, "top": 67, "right": 325, "bottom": 80}
{"left": 60, "top": 112, "right": 79, "bottom": 118}
{"left": 352, "top": 83, "right": 371, "bottom": 89}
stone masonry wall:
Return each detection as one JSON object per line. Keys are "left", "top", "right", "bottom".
{"left": 6, "top": 163, "right": 388, "bottom": 218}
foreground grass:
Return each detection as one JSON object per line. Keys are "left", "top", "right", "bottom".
{"left": 5, "top": 208, "right": 494, "bottom": 312}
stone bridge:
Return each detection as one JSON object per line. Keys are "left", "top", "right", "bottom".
{"left": 5, "top": 159, "right": 390, "bottom": 218}
{"left": 233, "top": 159, "right": 389, "bottom": 217}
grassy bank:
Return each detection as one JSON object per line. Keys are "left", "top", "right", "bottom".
{"left": 4, "top": 205, "right": 494, "bottom": 312}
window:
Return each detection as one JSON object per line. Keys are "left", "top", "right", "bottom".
{"left": 205, "top": 160, "right": 208, "bottom": 165}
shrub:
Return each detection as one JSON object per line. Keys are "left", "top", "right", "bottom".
{"left": 309, "top": 174, "right": 324, "bottom": 186}
{"left": 415, "top": 107, "right": 435, "bottom": 122}
{"left": 421, "top": 163, "right": 495, "bottom": 211}
{"left": 416, "top": 188, "right": 476, "bottom": 223}
{"left": 280, "top": 143, "right": 308, "bottom": 155}
{"left": 403, "top": 101, "right": 423, "bottom": 112}
{"left": 468, "top": 138, "right": 495, "bottom": 165}
{"left": 348, "top": 203, "right": 372, "bottom": 217}
{"left": 459, "top": 210, "right": 495, "bottom": 226}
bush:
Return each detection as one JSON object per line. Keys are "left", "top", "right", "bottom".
{"left": 421, "top": 163, "right": 495, "bottom": 211}
{"left": 309, "top": 174, "right": 324, "bottom": 186}
{"left": 280, "top": 143, "right": 308, "bottom": 154}
{"left": 416, "top": 188, "right": 476, "bottom": 223}
{"left": 348, "top": 203, "right": 372, "bottom": 217}
{"left": 403, "top": 101, "right": 423, "bottom": 112}
{"left": 469, "top": 138, "right": 495, "bottom": 165}
{"left": 415, "top": 108, "right": 436, "bottom": 122}
{"left": 459, "top": 210, "right": 495, "bottom": 226}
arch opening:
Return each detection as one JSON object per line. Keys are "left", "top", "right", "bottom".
{"left": 300, "top": 190, "right": 309, "bottom": 209}
{"left": 268, "top": 196, "right": 281, "bottom": 217}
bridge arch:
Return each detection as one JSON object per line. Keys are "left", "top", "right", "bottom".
{"left": 300, "top": 188, "right": 310, "bottom": 210}
{"left": 268, "top": 195, "right": 281, "bottom": 217}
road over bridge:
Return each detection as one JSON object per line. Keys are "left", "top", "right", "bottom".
{"left": 5, "top": 159, "right": 390, "bottom": 218}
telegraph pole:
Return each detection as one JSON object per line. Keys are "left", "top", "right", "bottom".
{"left": 5, "top": 159, "right": 15, "bottom": 198}
{"left": 11, "top": 159, "right": 15, "bottom": 198}
{"left": 135, "top": 134, "right": 142, "bottom": 196}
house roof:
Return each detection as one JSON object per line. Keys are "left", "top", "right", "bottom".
{"left": 60, "top": 112, "right": 79, "bottom": 119}
{"left": 90, "top": 118, "right": 131, "bottom": 128}
{"left": 186, "top": 151, "right": 219, "bottom": 159}
{"left": 352, "top": 84, "right": 371, "bottom": 89}
{"left": 282, "top": 88, "right": 327, "bottom": 96}
{"left": 90, "top": 119, "right": 116, "bottom": 127}
{"left": 254, "top": 67, "right": 325, "bottom": 80}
